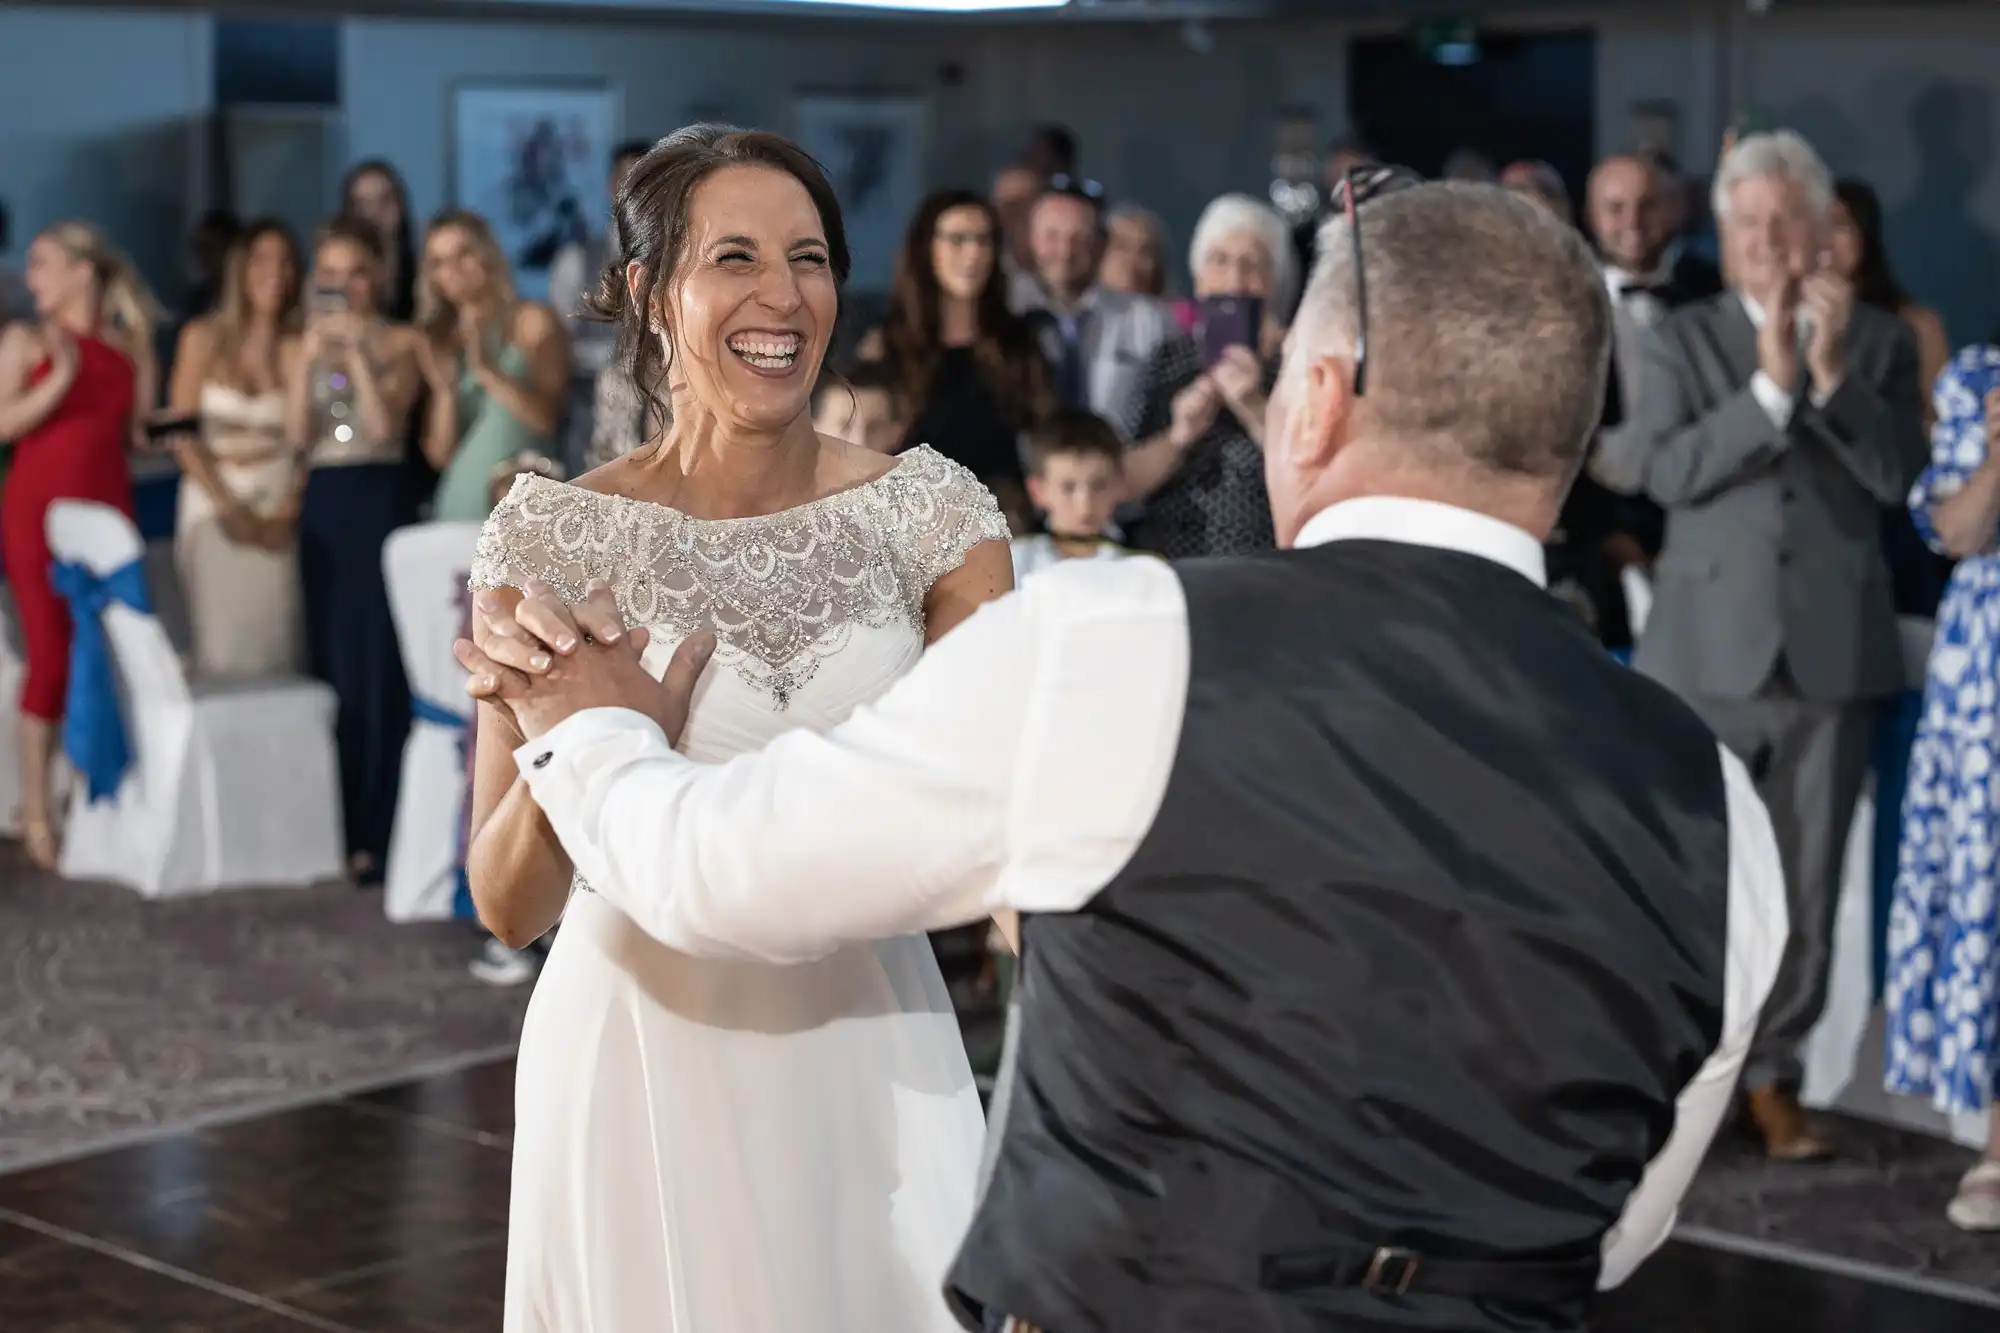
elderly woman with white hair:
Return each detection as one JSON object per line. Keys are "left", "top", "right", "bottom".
{"left": 1122, "top": 192, "right": 1295, "bottom": 556}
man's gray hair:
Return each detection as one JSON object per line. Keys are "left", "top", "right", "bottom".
{"left": 1712, "top": 129, "right": 1833, "bottom": 223}
{"left": 1301, "top": 181, "right": 1611, "bottom": 480}
{"left": 1189, "top": 192, "right": 1299, "bottom": 318}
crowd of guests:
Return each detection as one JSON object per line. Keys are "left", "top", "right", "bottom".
{"left": 0, "top": 163, "right": 579, "bottom": 912}
{"left": 2, "top": 113, "right": 1999, "bottom": 1228}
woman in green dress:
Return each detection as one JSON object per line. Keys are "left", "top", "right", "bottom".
{"left": 414, "top": 210, "right": 569, "bottom": 521}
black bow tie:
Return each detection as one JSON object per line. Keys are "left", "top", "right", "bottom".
{"left": 1617, "top": 280, "right": 1670, "bottom": 301}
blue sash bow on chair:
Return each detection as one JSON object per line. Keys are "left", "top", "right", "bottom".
{"left": 50, "top": 557, "right": 153, "bottom": 803}
{"left": 412, "top": 693, "right": 477, "bottom": 919}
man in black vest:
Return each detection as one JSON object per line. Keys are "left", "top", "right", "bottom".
{"left": 469, "top": 181, "right": 1789, "bottom": 1333}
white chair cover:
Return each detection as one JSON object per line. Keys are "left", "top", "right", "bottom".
{"left": 1800, "top": 612, "right": 1985, "bottom": 1148}
{"left": 381, "top": 522, "right": 483, "bottom": 924}
{"left": 46, "top": 500, "right": 343, "bottom": 896}
{"left": 1803, "top": 773, "right": 1990, "bottom": 1148}
{"left": 1619, "top": 565, "right": 1653, "bottom": 640}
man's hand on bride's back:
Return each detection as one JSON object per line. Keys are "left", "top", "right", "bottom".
{"left": 455, "top": 577, "right": 716, "bottom": 745}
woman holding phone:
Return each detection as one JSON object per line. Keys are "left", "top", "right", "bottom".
{"left": 0, "top": 221, "right": 161, "bottom": 868}
{"left": 1121, "top": 192, "right": 1292, "bottom": 557}
{"left": 282, "top": 214, "right": 424, "bottom": 885}
{"left": 167, "top": 219, "right": 305, "bottom": 678}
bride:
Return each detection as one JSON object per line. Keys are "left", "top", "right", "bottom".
{"left": 462, "top": 125, "right": 1013, "bottom": 1332}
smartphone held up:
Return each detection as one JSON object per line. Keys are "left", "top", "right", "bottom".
{"left": 1198, "top": 295, "right": 1262, "bottom": 369}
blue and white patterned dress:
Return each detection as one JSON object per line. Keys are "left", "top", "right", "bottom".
{"left": 1885, "top": 344, "right": 2000, "bottom": 1115}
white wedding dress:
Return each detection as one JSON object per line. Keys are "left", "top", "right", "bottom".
{"left": 470, "top": 446, "right": 1008, "bottom": 1333}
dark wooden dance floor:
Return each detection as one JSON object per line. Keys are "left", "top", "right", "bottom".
{"left": 0, "top": 1058, "right": 1992, "bottom": 1332}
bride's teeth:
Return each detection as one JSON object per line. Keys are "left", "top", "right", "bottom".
{"left": 729, "top": 336, "right": 800, "bottom": 369}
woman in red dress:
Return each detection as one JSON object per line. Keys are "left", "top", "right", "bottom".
{"left": 0, "top": 222, "right": 159, "bottom": 868}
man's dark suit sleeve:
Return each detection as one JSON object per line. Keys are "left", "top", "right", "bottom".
{"left": 1799, "top": 319, "right": 1929, "bottom": 505}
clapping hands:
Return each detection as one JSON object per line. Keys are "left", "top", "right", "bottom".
{"left": 1798, "top": 269, "right": 1854, "bottom": 395}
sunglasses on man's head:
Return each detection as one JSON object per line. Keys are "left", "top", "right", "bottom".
{"left": 1334, "top": 165, "right": 1425, "bottom": 397}
{"left": 1047, "top": 173, "right": 1106, "bottom": 203}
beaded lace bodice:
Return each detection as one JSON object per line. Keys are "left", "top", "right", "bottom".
{"left": 468, "top": 445, "right": 1007, "bottom": 708}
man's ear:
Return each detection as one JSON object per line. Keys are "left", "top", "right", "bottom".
{"left": 1290, "top": 351, "right": 1356, "bottom": 471}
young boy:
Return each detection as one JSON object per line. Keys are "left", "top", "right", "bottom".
{"left": 1012, "top": 408, "right": 1128, "bottom": 583}
{"left": 811, "top": 360, "right": 906, "bottom": 454}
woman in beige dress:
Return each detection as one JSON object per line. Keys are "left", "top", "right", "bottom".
{"left": 167, "top": 219, "right": 305, "bottom": 676}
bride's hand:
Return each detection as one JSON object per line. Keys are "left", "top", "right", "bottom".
{"left": 457, "top": 628, "right": 716, "bottom": 745}
{"left": 473, "top": 578, "right": 638, "bottom": 679}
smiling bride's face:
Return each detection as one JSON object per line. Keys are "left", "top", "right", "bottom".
{"left": 663, "top": 165, "right": 838, "bottom": 434}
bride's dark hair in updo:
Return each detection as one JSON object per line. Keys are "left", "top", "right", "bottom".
{"left": 585, "top": 124, "right": 852, "bottom": 430}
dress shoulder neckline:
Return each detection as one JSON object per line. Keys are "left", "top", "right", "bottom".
{"left": 512, "top": 445, "right": 934, "bottom": 528}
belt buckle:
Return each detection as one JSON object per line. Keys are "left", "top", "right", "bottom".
{"left": 1363, "top": 1246, "right": 1420, "bottom": 1298}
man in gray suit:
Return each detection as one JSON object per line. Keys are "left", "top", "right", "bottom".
{"left": 1598, "top": 130, "right": 1926, "bottom": 1160}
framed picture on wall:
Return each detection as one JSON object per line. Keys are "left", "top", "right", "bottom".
{"left": 792, "top": 95, "right": 927, "bottom": 293}
{"left": 450, "top": 81, "right": 621, "bottom": 298}
{"left": 1628, "top": 100, "right": 1680, "bottom": 160}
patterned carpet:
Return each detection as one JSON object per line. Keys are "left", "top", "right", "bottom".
{"left": 1678, "top": 1108, "right": 2000, "bottom": 1297}
{"left": 0, "top": 846, "right": 528, "bottom": 1173}
{"left": 2, "top": 843, "right": 1995, "bottom": 1300}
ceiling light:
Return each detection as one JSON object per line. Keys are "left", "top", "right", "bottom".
{"left": 776, "top": 0, "right": 1069, "bottom": 10}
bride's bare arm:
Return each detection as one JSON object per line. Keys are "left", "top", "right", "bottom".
{"left": 466, "top": 586, "right": 576, "bottom": 949}
{"left": 924, "top": 537, "right": 1021, "bottom": 952}
{"left": 922, "top": 538, "right": 1013, "bottom": 644}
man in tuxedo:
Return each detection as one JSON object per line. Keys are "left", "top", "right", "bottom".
{"left": 1595, "top": 131, "right": 1926, "bottom": 1161}
{"left": 1557, "top": 153, "right": 1725, "bottom": 649}
{"left": 465, "top": 181, "right": 1786, "bottom": 1333}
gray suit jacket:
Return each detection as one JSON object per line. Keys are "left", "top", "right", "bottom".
{"left": 1020, "top": 283, "right": 1176, "bottom": 439}
{"left": 1596, "top": 294, "right": 1926, "bottom": 702}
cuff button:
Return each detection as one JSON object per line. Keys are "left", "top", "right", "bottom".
{"left": 532, "top": 752, "right": 553, "bottom": 769}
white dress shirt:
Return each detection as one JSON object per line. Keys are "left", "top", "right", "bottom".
{"left": 1013, "top": 280, "right": 1177, "bottom": 438}
{"left": 517, "top": 495, "right": 1788, "bottom": 1292}
{"left": 1604, "top": 264, "right": 1671, "bottom": 329}
{"left": 1009, "top": 533, "right": 1127, "bottom": 584}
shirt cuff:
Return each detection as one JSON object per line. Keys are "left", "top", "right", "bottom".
{"left": 1749, "top": 371, "right": 1795, "bottom": 428}
{"left": 1808, "top": 375, "right": 1843, "bottom": 410}
{"left": 514, "top": 707, "right": 670, "bottom": 781}
{"left": 515, "top": 708, "right": 680, "bottom": 882}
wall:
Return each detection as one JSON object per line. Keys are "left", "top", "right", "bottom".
{"left": 0, "top": 6, "right": 212, "bottom": 301}
{"left": 339, "top": 13, "right": 1350, "bottom": 287}
{"left": 1598, "top": 1, "right": 2000, "bottom": 346}
{"left": 6, "top": 3, "right": 2000, "bottom": 333}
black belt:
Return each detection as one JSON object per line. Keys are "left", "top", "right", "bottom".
{"left": 1260, "top": 1243, "right": 1600, "bottom": 1304}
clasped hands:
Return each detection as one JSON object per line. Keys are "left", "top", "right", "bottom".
{"left": 454, "top": 577, "right": 716, "bottom": 745}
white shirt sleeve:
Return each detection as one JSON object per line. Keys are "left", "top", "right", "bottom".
{"left": 1750, "top": 369, "right": 1841, "bottom": 428}
{"left": 516, "top": 557, "right": 1190, "bottom": 963}
{"left": 1596, "top": 743, "right": 1789, "bottom": 1288}
{"left": 1749, "top": 370, "right": 1795, "bottom": 427}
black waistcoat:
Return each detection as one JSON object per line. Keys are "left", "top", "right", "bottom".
{"left": 946, "top": 541, "right": 1732, "bottom": 1333}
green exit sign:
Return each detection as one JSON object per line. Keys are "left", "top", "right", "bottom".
{"left": 1412, "top": 19, "right": 1481, "bottom": 66}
